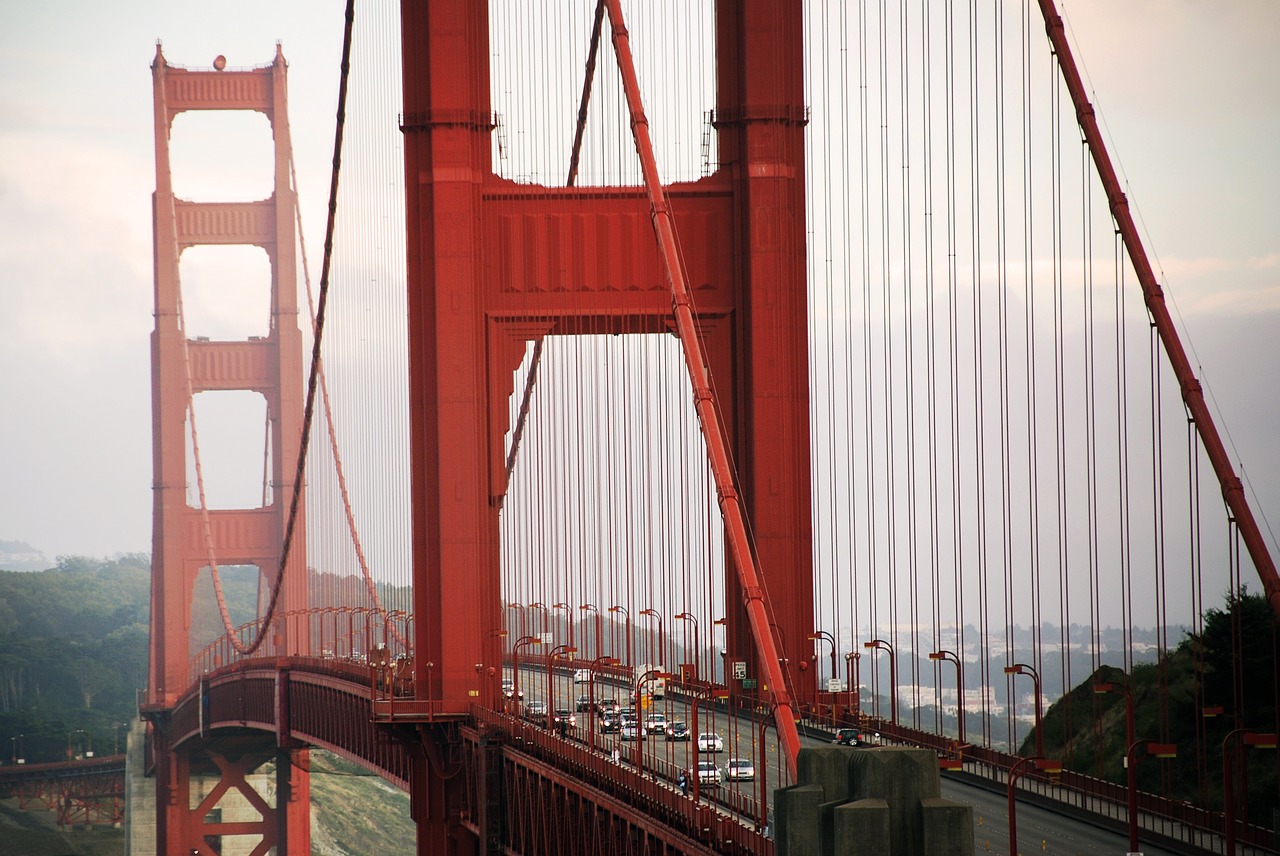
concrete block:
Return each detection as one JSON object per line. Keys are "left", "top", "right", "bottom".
{"left": 799, "top": 746, "right": 855, "bottom": 803}
{"left": 921, "top": 798, "right": 976, "bottom": 856}
{"left": 833, "top": 798, "right": 889, "bottom": 856}
{"left": 847, "top": 747, "right": 940, "bottom": 801}
{"left": 774, "top": 783, "right": 826, "bottom": 856}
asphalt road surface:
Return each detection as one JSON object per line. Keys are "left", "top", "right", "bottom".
{"left": 511, "top": 667, "right": 1186, "bottom": 855}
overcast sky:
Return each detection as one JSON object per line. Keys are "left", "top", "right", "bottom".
{"left": 1, "top": 0, "right": 1277, "bottom": 570}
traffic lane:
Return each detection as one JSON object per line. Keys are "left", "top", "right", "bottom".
{"left": 939, "top": 776, "right": 1182, "bottom": 856}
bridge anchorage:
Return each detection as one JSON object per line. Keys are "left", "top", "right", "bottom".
{"left": 135, "top": 1, "right": 1279, "bottom": 855}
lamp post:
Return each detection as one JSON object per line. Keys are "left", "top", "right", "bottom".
{"left": 1004, "top": 662, "right": 1042, "bottom": 756}
{"left": 511, "top": 635, "right": 542, "bottom": 712}
{"left": 1222, "top": 730, "right": 1277, "bottom": 855}
{"left": 631, "top": 668, "right": 672, "bottom": 778}
{"left": 586, "top": 655, "right": 618, "bottom": 750}
{"left": 508, "top": 602, "right": 527, "bottom": 639}
{"left": 756, "top": 701, "right": 790, "bottom": 831}
{"left": 1121, "top": 740, "right": 1177, "bottom": 852}
{"left": 10, "top": 734, "right": 23, "bottom": 765}
{"left": 686, "top": 685, "right": 729, "bottom": 804}
{"left": 528, "top": 601, "right": 549, "bottom": 637}
{"left": 864, "top": 639, "right": 897, "bottom": 726}
{"left": 808, "top": 630, "right": 837, "bottom": 709}
{"left": 640, "top": 607, "right": 664, "bottom": 667}
{"left": 547, "top": 644, "right": 578, "bottom": 736}
{"left": 114, "top": 722, "right": 129, "bottom": 756}
{"left": 712, "top": 617, "right": 729, "bottom": 684}
{"left": 608, "top": 605, "right": 632, "bottom": 669}
{"left": 552, "top": 602, "right": 574, "bottom": 649}
{"left": 844, "top": 652, "right": 862, "bottom": 718}
{"left": 487, "top": 629, "right": 509, "bottom": 708}
{"left": 1007, "top": 757, "right": 1061, "bottom": 856}
{"left": 580, "top": 603, "right": 601, "bottom": 659}
{"left": 1093, "top": 680, "right": 1135, "bottom": 753}
{"left": 675, "top": 612, "right": 700, "bottom": 682}
{"left": 930, "top": 650, "right": 965, "bottom": 744}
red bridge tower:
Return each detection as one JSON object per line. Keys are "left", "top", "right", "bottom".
{"left": 146, "top": 44, "right": 311, "bottom": 855}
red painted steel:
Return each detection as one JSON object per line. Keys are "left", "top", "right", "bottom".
{"left": 148, "top": 44, "right": 310, "bottom": 854}
{"left": 399, "top": 1, "right": 816, "bottom": 826}
{"left": 600, "top": 0, "right": 803, "bottom": 779}
{"left": 1037, "top": 0, "right": 1280, "bottom": 618}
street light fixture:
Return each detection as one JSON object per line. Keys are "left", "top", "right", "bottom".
{"left": 1124, "top": 740, "right": 1177, "bottom": 852}
{"left": 511, "top": 635, "right": 543, "bottom": 710}
{"left": 487, "top": 629, "right": 509, "bottom": 708}
{"left": 632, "top": 667, "right": 674, "bottom": 778}
{"left": 1222, "top": 730, "right": 1276, "bottom": 856}
{"left": 580, "top": 603, "right": 601, "bottom": 659}
{"left": 930, "top": 650, "right": 964, "bottom": 744}
{"left": 547, "top": 644, "right": 578, "bottom": 736}
{"left": 844, "top": 652, "right": 862, "bottom": 716}
{"left": 1007, "top": 757, "right": 1062, "bottom": 856}
{"left": 551, "top": 602, "right": 575, "bottom": 649}
{"left": 864, "top": 639, "right": 897, "bottom": 726}
{"left": 808, "top": 630, "right": 837, "bottom": 693}
{"left": 507, "top": 602, "right": 528, "bottom": 639}
{"left": 674, "top": 612, "right": 701, "bottom": 682}
{"left": 608, "top": 605, "right": 632, "bottom": 669}
{"left": 1004, "top": 663, "right": 1042, "bottom": 756}
{"left": 586, "top": 655, "right": 618, "bottom": 749}
{"left": 528, "top": 602, "right": 549, "bottom": 636}
{"left": 686, "top": 684, "right": 729, "bottom": 804}
{"left": 1094, "top": 680, "right": 1135, "bottom": 754}
{"left": 639, "top": 607, "right": 664, "bottom": 667}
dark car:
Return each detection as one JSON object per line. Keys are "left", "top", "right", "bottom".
{"left": 833, "top": 728, "right": 864, "bottom": 746}
{"left": 576, "top": 695, "right": 593, "bottom": 712}
{"left": 666, "top": 720, "right": 690, "bottom": 741}
{"left": 600, "top": 713, "right": 621, "bottom": 734}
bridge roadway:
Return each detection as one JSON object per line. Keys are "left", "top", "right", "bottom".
{"left": 170, "top": 657, "right": 1219, "bottom": 853}
{"left": 514, "top": 666, "right": 1186, "bottom": 855}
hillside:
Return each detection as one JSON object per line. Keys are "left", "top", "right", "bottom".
{"left": 0, "top": 556, "right": 414, "bottom": 853}
{"left": 1024, "top": 588, "right": 1278, "bottom": 824}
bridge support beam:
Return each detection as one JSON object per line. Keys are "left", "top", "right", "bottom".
{"left": 146, "top": 727, "right": 310, "bottom": 856}
{"left": 409, "top": 726, "right": 481, "bottom": 856}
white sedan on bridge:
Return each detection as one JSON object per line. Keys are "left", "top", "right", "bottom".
{"left": 696, "top": 732, "right": 723, "bottom": 753}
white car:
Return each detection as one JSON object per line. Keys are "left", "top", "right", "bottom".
{"left": 697, "top": 732, "right": 723, "bottom": 753}
{"left": 694, "top": 760, "right": 722, "bottom": 786}
{"left": 724, "top": 757, "right": 755, "bottom": 781}
{"left": 644, "top": 712, "right": 668, "bottom": 734}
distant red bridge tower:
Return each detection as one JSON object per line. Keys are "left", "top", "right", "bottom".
{"left": 146, "top": 44, "right": 311, "bottom": 855}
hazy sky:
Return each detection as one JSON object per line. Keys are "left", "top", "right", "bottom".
{"left": 1, "top": 0, "right": 1277, "bottom": 566}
